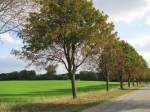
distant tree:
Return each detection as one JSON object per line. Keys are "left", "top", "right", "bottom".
{"left": 19, "top": 70, "right": 36, "bottom": 80}
{"left": 134, "top": 55, "right": 148, "bottom": 85}
{"left": 120, "top": 42, "right": 142, "bottom": 88}
{"left": 45, "top": 64, "right": 57, "bottom": 75}
{"left": 96, "top": 40, "right": 138, "bottom": 90}
{"left": 79, "top": 71, "right": 98, "bottom": 81}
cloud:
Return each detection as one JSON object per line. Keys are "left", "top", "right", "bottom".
{"left": 0, "top": 55, "right": 26, "bottom": 73}
{"left": 0, "top": 55, "right": 47, "bottom": 74}
{"left": 93, "top": 0, "right": 150, "bottom": 23}
{"left": 128, "top": 35, "right": 150, "bottom": 49}
{"left": 140, "top": 52, "right": 150, "bottom": 66}
{"left": 0, "top": 33, "right": 14, "bottom": 43}
{"left": 0, "top": 32, "right": 21, "bottom": 44}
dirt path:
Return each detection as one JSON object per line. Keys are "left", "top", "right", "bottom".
{"left": 83, "top": 86, "right": 150, "bottom": 112}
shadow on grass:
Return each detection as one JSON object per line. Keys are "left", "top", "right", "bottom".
{"left": 0, "top": 84, "right": 119, "bottom": 102}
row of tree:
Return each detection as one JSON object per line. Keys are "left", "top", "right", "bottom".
{"left": 0, "top": 70, "right": 64, "bottom": 80}
{"left": 0, "top": 69, "right": 104, "bottom": 81}
{"left": 0, "top": 70, "right": 36, "bottom": 80}
{"left": 95, "top": 39, "right": 150, "bottom": 91}
{"left": 10, "top": 0, "right": 150, "bottom": 99}
{"left": 0, "top": 70, "right": 99, "bottom": 81}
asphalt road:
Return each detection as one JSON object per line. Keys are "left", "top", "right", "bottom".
{"left": 83, "top": 86, "right": 150, "bottom": 112}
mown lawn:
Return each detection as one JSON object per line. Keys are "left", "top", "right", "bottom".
{"left": 0, "top": 80, "right": 120, "bottom": 102}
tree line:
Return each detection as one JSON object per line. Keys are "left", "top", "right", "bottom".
{"left": 8, "top": 0, "right": 150, "bottom": 99}
{"left": 0, "top": 70, "right": 112, "bottom": 81}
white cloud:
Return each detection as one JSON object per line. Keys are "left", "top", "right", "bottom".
{"left": 128, "top": 35, "right": 150, "bottom": 49}
{"left": 0, "top": 32, "right": 21, "bottom": 44}
{"left": 0, "top": 55, "right": 26, "bottom": 73}
{"left": 140, "top": 52, "right": 150, "bottom": 65}
{"left": 0, "top": 55, "right": 47, "bottom": 74}
{"left": 93, "top": 0, "right": 150, "bottom": 23}
{"left": 0, "top": 33, "right": 14, "bottom": 43}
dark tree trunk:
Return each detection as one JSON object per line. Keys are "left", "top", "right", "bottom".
{"left": 106, "top": 73, "right": 109, "bottom": 91}
{"left": 128, "top": 76, "right": 131, "bottom": 88}
{"left": 70, "top": 73, "right": 77, "bottom": 99}
{"left": 120, "top": 73, "right": 123, "bottom": 89}
{"left": 139, "top": 80, "right": 141, "bottom": 85}
{"left": 132, "top": 78, "right": 135, "bottom": 87}
{"left": 105, "top": 67, "right": 109, "bottom": 92}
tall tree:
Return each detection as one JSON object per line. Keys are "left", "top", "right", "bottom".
{"left": 13, "top": 0, "right": 116, "bottom": 98}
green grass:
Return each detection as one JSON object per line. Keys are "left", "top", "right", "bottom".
{"left": 0, "top": 80, "right": 143, "bottom": 112}
{"left": 0, "top": 80, "right": 120, "bottom": 103}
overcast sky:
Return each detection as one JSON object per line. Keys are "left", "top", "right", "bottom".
{"left": 1, "top": 0, "right": 150, "bottom": 74}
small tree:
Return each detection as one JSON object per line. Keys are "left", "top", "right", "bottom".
{"left": 45, "top": 64, "right": 57, "bottom": 75}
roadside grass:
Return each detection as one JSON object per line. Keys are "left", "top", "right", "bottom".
{"left": 0, "top": 85, "right": 143, "bottom": 112}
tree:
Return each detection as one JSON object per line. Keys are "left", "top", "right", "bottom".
{"left": 97, "top": 40, "right": 138, "bottom": 90}
{"left": 79, "top": 71, "right": 98, "bottom": 81}
{"left": 45, "top": 64, "right": 57, "bottom": 75}
{"left": 13, "top": 0, "right": 116, "bottom": 98}
{"left": 133, "top": 55, "right": 148, "bottom": 85}
{"left": 97, "top": 37, "right": 119, "bottom": 91}
{"left": 122, "top": 43, "right": 137, "bottom": 88}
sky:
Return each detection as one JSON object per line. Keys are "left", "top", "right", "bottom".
{"left": 1, "top": 0, "right": 150, "bottom": 74}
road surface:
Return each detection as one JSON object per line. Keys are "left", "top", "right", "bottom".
{"left": 83, "top": 86, "right": 150, "bottom": 112}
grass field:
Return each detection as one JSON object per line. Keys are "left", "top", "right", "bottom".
{"left": 0, "top": 80, "right": 120, "bottom": 103}
{"left": 0, "top": 80, "right": 143, "bottom": 112}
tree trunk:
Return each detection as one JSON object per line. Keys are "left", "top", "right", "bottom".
{"left": 132, "top": 78, "right": 135, "bottom": 87}
{"left": 106, "top": 71, "right": 109, "bottom": 91}
{"left": 120, "top": 74, "right": 123, "bottom": 89}
{"left": 128, "top": 76, "right": 131, "bottom": 88}
{"left": 70, "top": 73, "right": 77, "bottom": 99}
{"left": 139, "top": 80, "right": 142, "bottom": 85}
{"left": 136, "top": 81, "right": 139, "bottom": 86}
